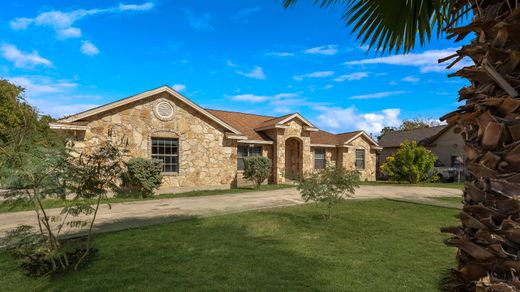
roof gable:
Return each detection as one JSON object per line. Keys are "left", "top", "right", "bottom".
{"left": 338, "top": 131, "right": 379, "bottom": 146}
{"left": 60, "top": 86, "right": 242, "bottom": 135}
{"left": 378, "top": 125, "right": 447, "bottom": 148}
{"left": 310, "top": 130, "right": 380, "bottom": 147}
{"left": 255, "top": 113, "right": 317, "bottom": 130}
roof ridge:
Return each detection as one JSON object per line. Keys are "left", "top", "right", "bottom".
{"left": 205, "top": 108, "right": 274, "bottom": 119}
{"left": 390, "top": 125, "right": 447, "bottom": 133}
{"left": 335, "top": 130, "right": 362, "bottom": 135}
{"left": 261, "top": 112, "right": 296, "bottom": 122}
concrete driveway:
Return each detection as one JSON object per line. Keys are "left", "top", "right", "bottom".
{"left": 0, "top": 185, "right": 461, "bottom": 238}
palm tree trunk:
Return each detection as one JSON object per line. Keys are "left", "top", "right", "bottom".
{"left": 441, "top": 1, "right": 520, "bottom": 290}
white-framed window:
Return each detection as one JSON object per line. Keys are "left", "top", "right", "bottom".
{"left": 355, "top": 149, "right": 365, "bottom": 170}
{"left": 151, "top": 137, "right": 179, "bottom": 173}
{"left": 237, "top": 145, "right": 262, "bottom": 170}
{"left": 314, "top": 148, "right": 326, "bottom": 170}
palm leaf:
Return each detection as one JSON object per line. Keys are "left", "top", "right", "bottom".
{"left": 283, "top": 0, "right": 466, "bottom": 54}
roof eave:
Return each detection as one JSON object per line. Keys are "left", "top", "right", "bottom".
{"left": 60, "top": 86, "right": 243, "bottom": 135}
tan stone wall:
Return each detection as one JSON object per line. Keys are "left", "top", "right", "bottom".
{"left": 74, "top": 92, "right": 237, "bottom": 191}
{"left": 272, "top": 119, "right": 312, "bottom": 183}
{"left": 235, "top": 144, "right": 275, "bottom": 186}
{"left": 341, "top": 136, "right": 377, "bottom": 181}
{"left": 310, "top": 147, "right": 338, "bottom": 170}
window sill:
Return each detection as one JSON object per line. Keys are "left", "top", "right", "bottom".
{"left": 162, "top": 172, "right": 179, "bottom": 176}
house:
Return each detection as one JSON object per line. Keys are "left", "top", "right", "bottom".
{"left": 378, "top": 125, "right": 465, "bottom": 175}
{"left": 50, "top": 86, "right": 380, "bottom": 192}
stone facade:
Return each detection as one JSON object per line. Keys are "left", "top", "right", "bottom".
{"left": 54, "top": 87, "right": 380, "bottom": 192}
{"left": 71, "top": 92, "right": 237, "bottom": 192}
{"left": 339, "top": 136, "right": 378, "bottom": 181}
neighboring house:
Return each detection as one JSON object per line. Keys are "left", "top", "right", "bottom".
{"left": 378, "top": 125, "right": 465, "bottom": 176}
{"left": 50, "top": 86, "right": 380, "bottom": 192}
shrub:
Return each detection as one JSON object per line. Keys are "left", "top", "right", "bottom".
{"left": 381, "top": 140, "right": 438, "bottom": 183}
{"left": 298, "top": 167, "right": 360, "bottom": 219}
{"left": 1, "top": 225, "right": 96, "bottom": 277}
{"left": 126, "top": 158, "right": 163, "bottom": 198}
{"left": 243, "top": 156, "right": 272, "bottom": 188}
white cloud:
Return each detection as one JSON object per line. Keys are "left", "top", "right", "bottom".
{"left": 118, "top": 2, "right": 155, "bottom": 11}
{"left": 334, "top": 72, "right": 369, "bottom": 82}
{"left": 236, "top": 66, "right": 266, "bottom": 80}
{"left": 172, "top": 84, "right": 186, "bottom": 92}
{"left": 233, "top": 7, "right": 260, "bottom": 20}
{"left": 402, "top": 75, "right": 420, "bottom": 82}
{"left": 315, "top": 106, "right": 402, "bottom": 134}
{"left": 229, "top": 92, "right": 300, "bottom": 103}
{"left": 10, "top": 17, "right": 33, "bottom": 29}
{"left": 1, "top": 44, "right": 52, "bottom": 68}
{"left": 80, "top": 41, "right": 100, "bottom": 56}
{"left": 349, "top": 90, "right": 407, "bottom": 100}
{"left": 320, "top": 84, "right": 334, "bottom": 90}
{"left": 229, "top": 94, "right": 269, "bottom": 102}
{"left": 29, "top": 98, "right": 99, "bottom": 118}
{"left": 226, "top": 60, "right": 237, "bottom": 67}
{"left": 7, "top": 76, "right": 77, "bottom": 96}
{"left": 10, "top": 2, "right": 154, "bottom": 39}
{"left": 303, "top": 45, "right": 338, "bottom": 56}
{"left": 265, "top": 51, "right": 295, "bottom": 57}
{"left": 344, "top": 48, "right": 473, "bottom": 73}
{"left": 185, "top": 9, "right": 214, "bottom": 31}
{"left": 294, "top": 71, "right": 334, "bottom": 81}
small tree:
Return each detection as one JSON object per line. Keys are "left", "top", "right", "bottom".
{"left": 243, "top": 156, "right": 272, "bottom": 188}
{"left": 298, "top": 167, "right": 360, "bottom": 219}
{"left": 381, "top": 140, "right": 437, "bottom": 184}
{"left": 125, "top": 158, "right": 163, "bottom": 198}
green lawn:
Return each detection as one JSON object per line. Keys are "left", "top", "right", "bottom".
{"left": 434, "top": 196, "right": 463, "bottom": 204}
{"left": 360, "top": 180, "right": 464, "bottom": 189}
{"left": 0, "top": 184, "right": 295, "bottom": 213}
{"left": 0, "top": 199, "right": 458, "bottom": 291}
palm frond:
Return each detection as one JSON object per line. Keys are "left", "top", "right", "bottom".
{"left": 283, "top": 0, "right": 468, "bottom": 54}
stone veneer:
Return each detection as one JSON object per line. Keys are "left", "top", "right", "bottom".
{"left": 72, "top": 92, "right": 237, "bottom": 191}
{"left": 339, "top": 136, "right": 377, "bottom": 180}
{"left": 62, "top": 91, "right": 377, "bottom": 192}
{"left": 262, "top": 119, "right": 313, "bottom": 183}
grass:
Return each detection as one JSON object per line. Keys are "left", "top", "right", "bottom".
{"left": 0, "top": 199, "right": 458, "bottom": 291}
{"left": 434, "top": 196, "right": 463, "bottom": 204}
{"left": 360, "top": 180, "right": 464, "bottom": 189}
{"left": 0, "top": 184, "right": 295, "bottom": 213}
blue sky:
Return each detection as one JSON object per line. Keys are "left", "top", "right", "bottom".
{"left": 0, "top": 0, "right": 471, "bottom": 135}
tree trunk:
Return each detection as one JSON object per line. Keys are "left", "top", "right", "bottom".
{"left": 441, "top": 1, "right": 520, "bottom": 290}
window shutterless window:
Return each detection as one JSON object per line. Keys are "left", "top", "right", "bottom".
{"left": 151, "top": 137, "right": 179, "bottom": 173}
{"left": 237, "top": 145, "right": 262, "bottom": 170}
{"left": 355, "top": 149, "right": 365, "bottom": 170}
{"left": 314, "top": 148, "right": 326, "bottom": 170}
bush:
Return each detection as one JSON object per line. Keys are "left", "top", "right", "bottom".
{"left": 298, "top": 167, "right": 360, "bottom": 219}
{"left": 126, "top": 158, "right": 163, "bottom": 198}
{"left": 243, "top": 156, "right": 272, "bottom": 188}
{"left": 381, "top": 140, "right": 438, "bottom": 183}
{"left": 1, "top": 225, "right": 96, "bottom": 277}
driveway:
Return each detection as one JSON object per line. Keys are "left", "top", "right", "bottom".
{"left": 0, "top": 185, "right": 461, "bottom": 239}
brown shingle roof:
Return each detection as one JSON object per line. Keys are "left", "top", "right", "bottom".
{"left": 257, "top": 113, "right": 294, "bottom": 128}
{"left": 206, "top": 109, "right": 274, "bottom": 141}
{"left": 309, "top": 130, "right": 364, "bottom": 145}
{"left": 336, "top": 131, "right": 363, "bottom": 144}
{"left": 206, "top": 109, "right": 374, "bottom": 146}
{"left": 378, "top": 125, "right": 447, "bottom": 148}
{"left": 310, "top": 130, "right": 339, "bottom": 145}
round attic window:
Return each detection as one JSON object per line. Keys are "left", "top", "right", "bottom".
{"left": 154, "top": 101, "right": 174, "bottom": 120}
